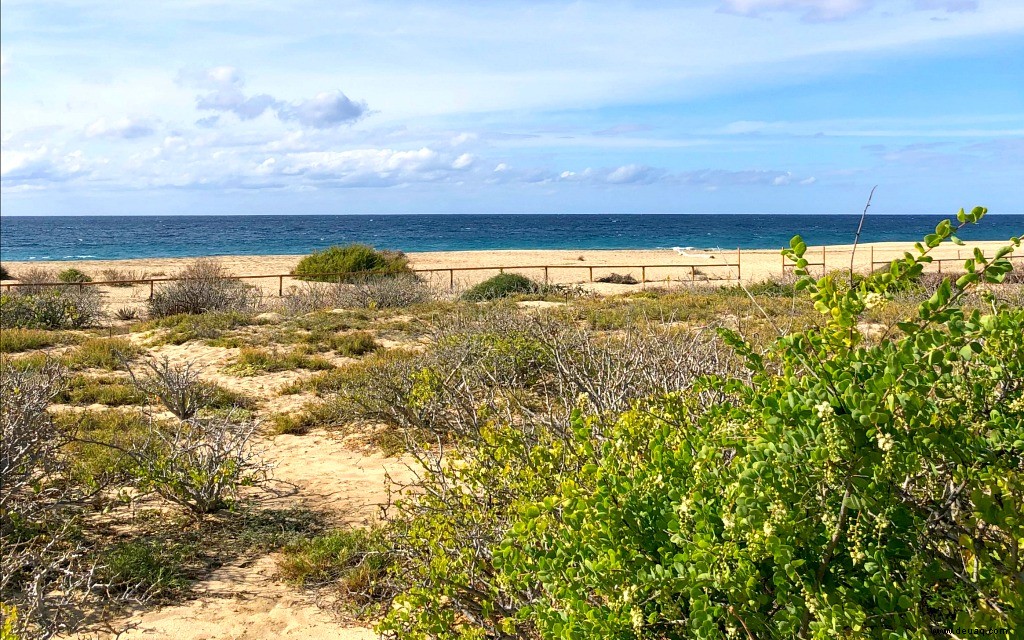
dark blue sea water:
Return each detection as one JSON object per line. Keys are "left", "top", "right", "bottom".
{"left": 1, "top": 214, "right": 1022, "bottom": 261}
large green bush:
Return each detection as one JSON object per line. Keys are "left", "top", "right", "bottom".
{"left": 377, "top": 208, "right": 1023, "bottom": 638}
{"left": 462, "top": 273, "right": 539, "bottom": 301}
{"left": 292, "top": 244, "right": 410, "bottom": 282}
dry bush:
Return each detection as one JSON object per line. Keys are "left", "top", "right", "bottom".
{"left": 596, "top": 272, "right": 638, "bottom": 285}
{"left": 128, "top": 414, "right": 271, "bottom": 514}
{"left": 278, "top": 281, "right": 346, "bottom": 316}
{"left": 0, "top": 361, "right": 131, "bottom": 639}
{"left": 337, "top": 274, "right": 435, "bottom": 309}
{"left": 127, "top": 357, "right": 211, "bottom": 419}
{"left": 12, "top": 267, "right": 57, "bottom": 292}
{"left": 100, "top": 268, "right": 149, "bottom": 286}
{"left": 148, "top": 259, "right": 262, "bottom": 318}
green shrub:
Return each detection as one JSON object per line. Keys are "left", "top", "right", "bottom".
{"left": 293, "top": 244, "right": 410, "bottom": 283}
{"left": 378, "top": 208, "right": 1024, "bottom": 638}
{"left": 462, "top": 273, "right": 539, "bottom": 301}
{"left": 0, "top": 288, "right": 102, "bottom": 329}
{"left": 0, "top": 264, "right": 10, "bottom": 280}
{"left": 57, "top": 268, "right": 92, "bottom": 284}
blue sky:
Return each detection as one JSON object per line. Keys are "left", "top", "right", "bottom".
{"left": 1, "top": 0, "right": 1022, "bottom": 215}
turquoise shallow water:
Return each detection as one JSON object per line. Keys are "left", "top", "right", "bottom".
{"left": 1, "top": 214, "right": 1021, "bottom": 261}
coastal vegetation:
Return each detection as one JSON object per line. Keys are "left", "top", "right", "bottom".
{"left": 462, "top": 272, "right": 541, "bottom": 300}
{"left": 0, "top": 209, "right": 1021, "bottom": 638}
{"left": 292, "top": 243, "right": 411, "bottom": 282}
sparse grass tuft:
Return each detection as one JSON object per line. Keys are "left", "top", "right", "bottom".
{"left": 278, "top": 529, "right": 393, "bottom": 607}
{"left": 101, "top": 538, "right": 196, "bottom": 598}
{"left": 137, "top": 311, "right": 255, "bottom": 345}
{"left": 57, "top": 374, "right": 147, "bottom": 406}
{"left": 66, "top": 337, "right": 140, "bottom": 370}
{"left": 0, "top": 328, "right": 78, "bottom": 353}
{"left": 227, "top": 347, "right": 334, "bottom": 376}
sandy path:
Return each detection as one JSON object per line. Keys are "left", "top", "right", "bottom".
{"left": 89, "top": 430, "right": 409, "bottom": 640}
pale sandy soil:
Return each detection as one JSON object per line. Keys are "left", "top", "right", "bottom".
{"left": 75, "top": 427, "right": 412, "bottom": 640}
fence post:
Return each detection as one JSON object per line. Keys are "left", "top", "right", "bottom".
{"left": 691, "top": 265, "right": 696, "bottom": 282}
{"left": 822, "top": 245, "right": 826, "bottom": 275}
{"left": 149, "top": 280, "right": 154, "bottom": 300}
{"left": 449, "top": 269, "right": 454, "bottom": 291}
{"left": 589, "top": 266, "right": 593, "bottom": 282}
{"left": 641, "top": 266, "right": 646, "bottom": 284}
{"left": 544, "top": 267, "right": 549, "bottom": 285}
{"left": 871, "top": 245, "right": 874, "bottom": 273}
{"left": 737, "top": 247, "right": 742, "bottom": 282}
{"left": 279, "top": 275, "right": 284, "bottom": 297}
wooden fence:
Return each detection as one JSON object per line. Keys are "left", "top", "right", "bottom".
{"left": 1, "top": 251, "right": 744, "bottom": 298}
{"left": 4, "top": 244, "right": 1019, "bottom": 298}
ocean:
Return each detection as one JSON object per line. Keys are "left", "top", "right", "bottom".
{"left": 1, "top": 214, "right": 1022, "bottom": 261}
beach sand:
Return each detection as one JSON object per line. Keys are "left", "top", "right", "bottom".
{"left": 4, "top": 240, "right": 1017, "bottom": 308}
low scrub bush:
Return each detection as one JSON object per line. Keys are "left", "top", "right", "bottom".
{"left": 339, "top": 274, "right": 434, "bottom": 309}
{"left": 0, "top": 360, "right": 133, "bottom": 638}
{"left": 595, "top": 272, "right": 638, "bottom": 284}
{"left": 100, "top": 268, "right": 148, "bottom": 286}
{"left": 293, "top": 244, "right": 410, "bottom": 283}
{"left": 58, "top": 268, "right": 92, "bottom": 283}
{"left": 114, "top": 306, "right": 139, "bottom": 321}
{"left": 462, "top": 273, "right": 539, "bottom": 301}
{"left": 129, "top": 414, "right": 271, "bottom": 514}
{"left": 0, "top": 287, "right": 103, "bottom": 329}
{"left": 0, "top": 264, "right": 10, "bottom": 280}
{"left": 148, "top": 259, "right": 262, "bottom": 318}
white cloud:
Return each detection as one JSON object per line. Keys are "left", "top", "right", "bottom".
{"left": 913, "top": 0, "right": 979, "bottom": 12}
{"left": 718, "top": 0, "right": 873, "bottom": 21}
{"left": 451, "top": 153, "right": 474, "bottom": 169}
{"left": 85, "top": 117, "right": 156, "bottom": 139}
{"left": 606, "top": 164, "right": 659, "bottom": 184}
{"left": 188, "top": 66, "right": 366, "bottom": 128}
{"left": 278, "top": 91, "right": 367, "bottom": 129}
{"left": 1, "top": 145, "right": 87, "bottom": 185}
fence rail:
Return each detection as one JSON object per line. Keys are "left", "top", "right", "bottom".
{"left": 3, "top": 245, "right": 1019, "bottom": 298}
{"left": 1, "top": 254, "right": 744, "bottom": 298}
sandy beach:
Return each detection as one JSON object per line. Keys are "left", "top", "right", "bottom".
{"left": 3, "top": 240, "right": 1017, "bottom": 303}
